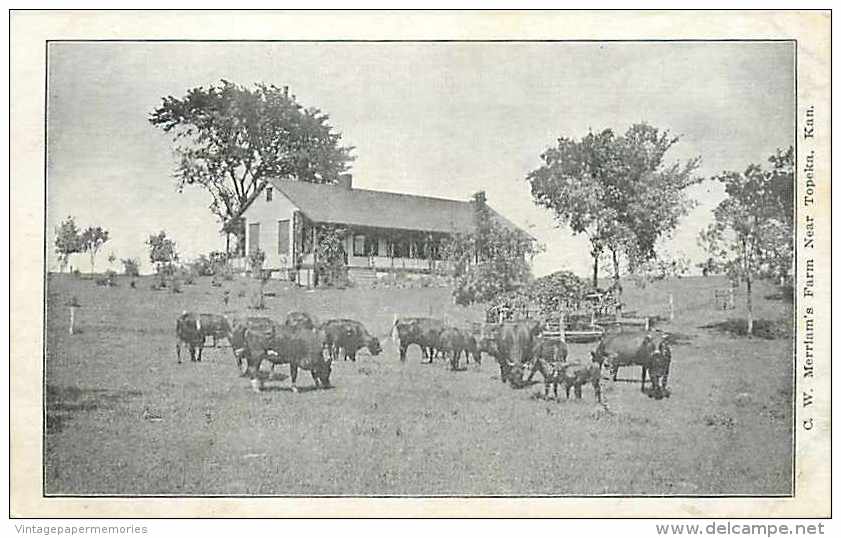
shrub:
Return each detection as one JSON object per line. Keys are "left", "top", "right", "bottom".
{"left": 192, "top": 255, "right": 214, "bottom": 277}
{"left": 121, "top": 258, "right": 140, "bottom": 277}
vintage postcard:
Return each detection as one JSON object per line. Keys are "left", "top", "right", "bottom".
{"left": 9, "top": 10, "right": 831, "bottom": 517}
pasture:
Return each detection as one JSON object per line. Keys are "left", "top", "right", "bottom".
{"left": 44, "top": 273, "right": 793, "bottom": 496}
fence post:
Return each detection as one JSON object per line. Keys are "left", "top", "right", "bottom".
{"left": 69, "top": 306, "right": 76, "bottom": 335}
{"left": 669, "top": 293, "right": 674, "bottom": 321}
{"left": 729, "top": 287, "right": 735, "bottom": 310}
{"left": 645, "top": 317, "right": 650, "bottom": 331}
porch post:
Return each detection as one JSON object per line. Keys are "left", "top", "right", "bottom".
{"left": 312, "top": 225, "right": 318, "bottom": 288}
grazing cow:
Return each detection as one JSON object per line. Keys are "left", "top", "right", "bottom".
{"left": 321, "top": 319, "right": 382, "bottom": 361}
{"left": 592, "top": 332, "right": 672, "bottom": 398}
{"left": 243, "top": 325, "right": 333, "bottom": 393}
{"left": 478, "top": 320, "right": 543, "bottom": 387}
{"left": 229, "top": 316, "right": 276, "bottom": 374}
{"left": 285, "top": 311, "right": 318, "bottom": 331}
{"left": 175, "top": 312, "right": 233, "bottom": 363}
{"left": 392, "top": 317, "right": 445, "bottom": 363}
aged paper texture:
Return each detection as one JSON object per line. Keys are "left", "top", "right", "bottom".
{"left": 10, "top": 10, "right": 831, "bottom": 517}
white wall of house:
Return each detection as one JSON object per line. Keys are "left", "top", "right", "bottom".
{"left": 242, "top": 187, "right": 298, "bottom": 271}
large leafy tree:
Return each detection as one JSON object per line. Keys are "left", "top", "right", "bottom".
{"left": 79, "top": 226, "right": 109, "bottom": 274}
{"left": 699, "top": 146, "right": 794, "bottom": 336}
{"left": 54, "top": 216, "right": 82, "bottom": 272}
{"left": 446, "top": 192, "right": 539, "bottom": 306}
{"left": 149, "top": 80, "right": 354, "bottom": 250}
{"left": 527, "top": 124, "right": 700, "bottom": 290}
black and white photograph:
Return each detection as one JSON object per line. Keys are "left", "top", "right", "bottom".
{"left": 9, "top": 10, "right": 831, "bottom": 518}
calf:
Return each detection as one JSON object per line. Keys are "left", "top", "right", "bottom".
{"left": 392, "top": 317, "right": 445, "bottom": 363}
{"left": 175, "top": 312, "right": 232, "bottom": 364}
{"left": 321, "top": 319, "right": 382, "bottom": 362}
{"left": 559, "top": 361, "right": 602, "bottom": 402}
{"left": 243, "top": 325, "right": 333, "bottom": 393}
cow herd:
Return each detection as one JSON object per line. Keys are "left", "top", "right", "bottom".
{"left": 175, "top": 311, "right": 672, "bottom": 401}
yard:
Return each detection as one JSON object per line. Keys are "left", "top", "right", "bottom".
{"left": 43, "top": 273, "right": 793, "bottom": 496}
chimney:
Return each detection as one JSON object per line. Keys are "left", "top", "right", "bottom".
{"left": 337, "top": 173, "right": 353, "bottom": 190}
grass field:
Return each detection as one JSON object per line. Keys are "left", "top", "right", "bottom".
{"left": 44, "top": 273, "right": 793, "bottom": 496}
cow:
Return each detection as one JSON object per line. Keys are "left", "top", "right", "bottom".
{"left": 559, "top": 361, "right": 603, "bottom": 402}
{"left": 438, "top": 326, "right": 474, "bottom": 370}
{"left": 285, "top": 311, "right": 318, "bottom": 331}
{"left": 592, "top": 331, "right": 672, "bottom": 399}
{"left": 392, "top": 317, "right": 445, "bottom": 363}
{"left": 175, "top": 312, "right": 233, "bottom": 364}
{"left": 321, "top": 319, "right": 382, "bottom": 362}
{"left": 524, "top": 336, "right": 568, "bottom": 383}
{"left": 531, "top": 355, "right": 601, "bottom": 402}
{"left": 243, "top": 325, "right": 333, "bottom": 393}
{"left": 478, "top": 320, "right": 543, "bottom": 387}
{"left": 229, "top": 316, "right": 276, "bottom": 375}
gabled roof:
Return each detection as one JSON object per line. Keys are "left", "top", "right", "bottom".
{"left": 254, "top": 179, "right": 532, "bottom": 238}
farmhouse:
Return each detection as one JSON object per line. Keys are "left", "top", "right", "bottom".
{"left": 230, "top": 175, "right": 530, "bottom": 286}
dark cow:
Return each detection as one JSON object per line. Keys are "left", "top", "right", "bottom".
{"left": 285, "top": 311, "right": 318, "bottom": 331}
{"left": 321, "top": 319, "right": 382, "bottom": 361}
{"left": 531, "top": 356, "right": 601, "bottom": 402}
{"left": 392, "top": 317, "right": 445, "bottom": 363}
{"left": 524, "top": 336, "right": 568, "bottom": 383}
{"left": 592, "top": 332, "right": 672, "bottom": 399}
{"left": 175, "top": 312, "right": 233, "bottom": 363}
{"left": 229, "top": 316, "right": 276, "bottom": 374}
{"left": 478, "top": 319, "right": 543, "bottom": 387}
{"left": 559, "top": 361, "right": 603, "bottom": 402}
{"left": 243, "top": 325, "right": 333, "bottom": 393}
{"left": 438, "top": 326, "right": 475, "bottom": 370}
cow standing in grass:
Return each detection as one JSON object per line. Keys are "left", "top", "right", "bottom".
{"left": 438, "top": 326, "right": 480, "bottom": 370}
{"left": 592, "top": 332, "right": 672, "bottom": 399}
{"left": 175, "top": 312, "right": 232, "bottom": 364}
{"left": 243, "top": 325, "right": 333, "bottom": 393}
{"left": 321, "top": 319, "right": 382, "bottom": 362}
{"left": 392, "top": 317, "right": 445, "bottom": 363}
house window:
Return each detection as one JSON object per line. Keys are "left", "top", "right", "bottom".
{"left": 266, "top": 187, "right": 273, "bottom": 202}
{"left": 277, "top": 219, "right": 289, "bottom": 255}
{"left": 248, "top": 222, "right": 261, "bottom": 254}
{"left": 353, "top": 234, "right": 366, "bottom": 256}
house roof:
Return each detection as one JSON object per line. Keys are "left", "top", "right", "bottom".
{"left": 248, "top": 178, "right": 533, "bottom": 238}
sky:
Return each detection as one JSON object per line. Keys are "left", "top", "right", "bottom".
{"left": 47, "top": 41, "right": 794, "bottom": 277}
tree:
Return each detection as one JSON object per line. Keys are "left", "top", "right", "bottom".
{"left": 445, "top": 192, "right": 539, "bottom": 306}
{"left": 698, "top": 147, "right": 794, "bottom": 336}
{"left": 527, "top": 124, "right": 700, "bottom": 290}
{"left": 54, "top": 216, "right": 82, "bottom": 272}
{"left": 146, "top": 231, "right": 178, "bottom": 274}
{"left": 314, "top": 225, "right": 348, "bottom": 287}
{"left": 149, "top": 80, "right": 354, "bottom": 252}
{"left": 79, "top": 226, "right": 110, "bottom": 274}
